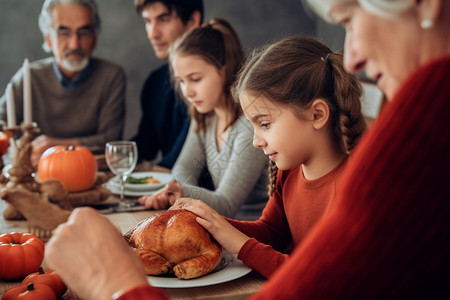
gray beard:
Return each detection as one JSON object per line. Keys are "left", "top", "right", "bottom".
{"left": 61, "top": 56, "right": 89, "bottom": 72}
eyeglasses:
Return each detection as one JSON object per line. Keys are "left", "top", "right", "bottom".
{"left": 52, "top": 27, "right": 95, "bottom": 42}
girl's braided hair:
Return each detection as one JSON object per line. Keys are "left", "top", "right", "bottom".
{"left": 232, "top": 36, "right": 366, "bottom": 196}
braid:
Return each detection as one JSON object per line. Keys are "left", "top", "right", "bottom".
{"left": 338, "top": 107, "right": 366, "bottom": 153}
{"left": 268, "top": 160, "right": 278, "bottom": 197}
{"left": 327, "top": 53, "right": 367, "bottom": 154}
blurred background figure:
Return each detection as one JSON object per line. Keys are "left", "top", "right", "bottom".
{"left": 0, "top": 0, "right": 126, "bottom": 169}
{"left": 0, "top": 0, "right": 318, "bottom": 146}
{"left": 130, "top": 0, "right": 202, "bottom": 170}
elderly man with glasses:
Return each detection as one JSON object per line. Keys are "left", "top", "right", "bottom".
{"left": 0, "top": 0, "right": 126, "bottom": 168}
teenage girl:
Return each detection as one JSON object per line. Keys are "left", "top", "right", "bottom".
{"left": 139, "top": 18, "right": 268, "bottom": 220}
{"left": 175, "top": 35, "right": 367, "bottom": 278}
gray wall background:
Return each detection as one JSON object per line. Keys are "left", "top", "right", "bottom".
{"left": 0, "top": 0, "right": 343, "bottom": 139}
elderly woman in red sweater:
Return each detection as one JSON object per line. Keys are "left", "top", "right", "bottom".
{"left": 45, "top": 0, "right": 450, "bottom": 299}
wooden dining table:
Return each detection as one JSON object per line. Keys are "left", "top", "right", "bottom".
{"left": 0, "top": 179, "right": 266, "bottom": 299}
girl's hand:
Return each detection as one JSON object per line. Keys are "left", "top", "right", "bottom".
{"left": 171, "top": 198, "right": 250, "bottom": 254}
{"left": 138, "top": 180, "right": 182, "bottom": 209}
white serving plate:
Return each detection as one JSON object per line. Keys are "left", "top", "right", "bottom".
{"left": 147, "top": 252, "right": 251, "bottom": 288}
{"left": 108, "top": 172, "right": 172, "bottom": 191}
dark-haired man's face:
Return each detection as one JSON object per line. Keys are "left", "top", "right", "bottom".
{"left": 142, "top": 2, "right": 195, "bottom": 60}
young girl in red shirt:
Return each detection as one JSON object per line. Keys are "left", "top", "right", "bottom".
{"left": 173, "top": 35, "right": 367, "bottom": 278}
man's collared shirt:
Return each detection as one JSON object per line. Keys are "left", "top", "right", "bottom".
{"left": 52, "top": 58, "right": 92, "bottom": 90}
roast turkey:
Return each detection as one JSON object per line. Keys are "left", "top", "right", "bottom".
{"left": 124, "top": 209, "right": 222, "bottom": 279}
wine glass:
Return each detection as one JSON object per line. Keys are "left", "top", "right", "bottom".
{"left": 105, "top": 141, "right": 138, "bottom": 207}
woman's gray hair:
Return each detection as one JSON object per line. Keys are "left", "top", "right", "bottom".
{"left": 303, "top": 0, "right": 415, "bottom": 23}
{"left": 38, "top": 0, "right": 101, "bottom": 52}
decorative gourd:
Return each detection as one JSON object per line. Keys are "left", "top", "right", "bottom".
{"left": 0, "top": 233, "right": 45, "bottom": 280}
{"left": 22, "top": 267, "right": 67, "bottom": 298}
{"left": 38, "top": 145, "right": 97, "bottom": 192}
{"left": 0, "top": 131, "right": 9, "bottom": 156}
{"left": 1, "top": 283, "right": 56, "bottom": 300}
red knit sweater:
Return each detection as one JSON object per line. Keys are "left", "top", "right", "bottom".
{"left": 227, "top": 158, "right": 348, "bottom": 278}
{"left": 118, "top": 56, "right": 450, "bottom": 300}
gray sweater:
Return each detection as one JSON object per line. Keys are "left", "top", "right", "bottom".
{"left": 173, "top": 115, "right": 268, "bottom": 219}
{"left": 0, "top": 57, "right": 126, "bottom": 146}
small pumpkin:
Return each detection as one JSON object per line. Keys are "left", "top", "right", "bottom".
{"left": 22, "top": 267, "right": 67, "bottom": 297}
{"left": 0, "top": 131, "right": 10, "bottom": 156}
{"left": 1, "top": 283, "right": 56, "bottom": 300}
{"left": 0, "top": 233, "right": 45, "bottom": 280}
{"left": 38, "top": 145, "right": 97, "bottom": 192}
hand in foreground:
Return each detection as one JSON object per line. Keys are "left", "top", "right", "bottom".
{"left": 45, "top": 208, "right": 148, "bottom": 300}
{"left": 138, "top": 179, "right": 182, "bottom": 209}
{"left": 31, "top": 135, "right": 79, "bottom": 169}
{"left": 170, "top": 198, "right": 250, "bottom": 254}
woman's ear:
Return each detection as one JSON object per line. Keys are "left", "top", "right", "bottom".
{"left": 310, "top": 98, "right": 330, "bottom": 130}
{"left": 416, "top": 0, "right": 442, "bottom": 26}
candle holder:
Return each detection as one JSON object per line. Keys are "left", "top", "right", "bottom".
{"left": 0, "top": 122, "right": 38, "bottom": 223}
{"left": 0, "top": 122, "right": 12, "bottom": 175}
{"left": 0, "top": 122, "right": 72, "bottom": 240}
{"left": 0, "top": 122, "right": 110, "bottom": 240}
{"left": 2, "top": 122, "right": 40, "bottom": 188}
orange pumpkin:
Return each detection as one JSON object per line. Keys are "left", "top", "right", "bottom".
{"left": 38, "top": 145, "right": 97, "bottom": 192}
{"left": 2, "top": 283, "right": 56, "bottom": 300}
{"left": 0, "top": 131, "right": 10, "bottom": 156}
{"left": 0, "top": 233, "right": 45, "bottom": 280}
{"left": 22, "top": 267, "right": 67, "bottom": 298}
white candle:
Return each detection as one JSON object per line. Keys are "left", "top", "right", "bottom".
{"left": 23, "top": 58, "right": 32, "bottom": 125}
{"left": 6, "top": 83, "right": 16, "bottom": 127}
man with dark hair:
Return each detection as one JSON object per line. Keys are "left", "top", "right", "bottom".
{"left": 132, "top": 0, "right": 203, "bottom": 169}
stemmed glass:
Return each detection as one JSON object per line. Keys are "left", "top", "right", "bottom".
{"left": 105, "top": 141, "right": 138, "bottom": 208}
